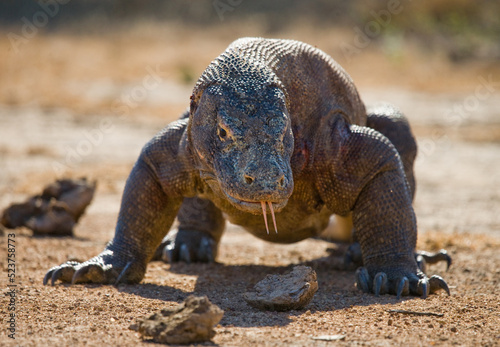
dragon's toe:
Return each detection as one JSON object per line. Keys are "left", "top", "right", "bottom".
{"left": 345, "top": 242, "right": 363, "bottom": 270}
{"left": 355, "top": 267, "right": 371, "bottom": 293}
{"left": 178, "top": 243, "right": 192, "bottom": 264}
{"left": 71, "top": 262, "right": 108, "bottom": 284}
{"left": 43, "top": 261, "right": 80, "bottom": 285}
{"left": 409, "top": 275, "right": 430, "bottom": 298}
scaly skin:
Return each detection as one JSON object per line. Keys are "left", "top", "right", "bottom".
{"left": 45, "top": 38, "right": 449, "bottom": 298}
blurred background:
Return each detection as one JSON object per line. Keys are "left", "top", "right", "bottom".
{"left": 1, "top": 0, "right": 499, "bottom": 235}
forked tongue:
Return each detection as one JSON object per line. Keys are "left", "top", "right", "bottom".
{"left": 261, "top": 201, "right": 278, "bottom": 234}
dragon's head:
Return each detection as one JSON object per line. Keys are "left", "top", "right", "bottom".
{"left": 189, "top": 58, "right": 294, "bottom": 232}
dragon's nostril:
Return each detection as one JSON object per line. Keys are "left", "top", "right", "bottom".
{"left": 279, "top": 176, "right": 285, "bottom": 187}
{"left": 244, "top": 175, "right": 254, "bottom": 185}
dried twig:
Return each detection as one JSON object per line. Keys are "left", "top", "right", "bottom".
{"left": 312, "top": 335, "right": 346, "bottom": 341}
{"left": 387, "top": 309, "right": 444, "bottom": 317}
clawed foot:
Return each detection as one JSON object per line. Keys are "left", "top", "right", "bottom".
{"left": 44, "top": 249, "right": 145, "bottom": 286}
{"left": 152, "top": 229, "right": 218, "bottom": 264}
{"left": 355, "top": 266, "right": 450, "bottom": 299}
{"left": 415, "top": 249, "right": 451, "bottom": 274}
{"left": 345, "top": 243, "right": 452, "bottom": 298}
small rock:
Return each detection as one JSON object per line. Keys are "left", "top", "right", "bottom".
{"left": 243, "top": 265, "right": 318, "bottom": 311}
{"left": 130, "top": 295, "right": 223, "bottom": 345}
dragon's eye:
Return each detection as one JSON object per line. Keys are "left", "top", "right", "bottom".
{"left": 218, "top": 127, "right": 227, "bottom": 139}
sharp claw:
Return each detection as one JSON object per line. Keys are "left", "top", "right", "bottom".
{"left": 43, "top": 270, "right": 53, "bottom": 286}
{"left": 115, "top": 261, "right": 133, "bottom": 286}
{"left": 409, "top": 276, "right": 427, "bottom": 298}
{"left": 433, "top": 249, "right": 452, "bottom": 270}
{"left": 443, "top": 250, "right": 452, "bottom": 270}
{"left": 429, "top": 275, "right": 451, "bottom": 296}
{"left": 396, "top": 276, "right": 409, "bottom": 299}
{"left": 179, "top": 243, "right": 191, "bottom": 264}
{"left": 162, "top": 245, "right": 174, "bottom": 263}
{"left": 420, "top": 278, "right": 429, "bottom": 299}
{"left": 51, "top": 268, "right": 64, "bottom": 286}
{"left": 374, "top": 272, "right": 388, "bottom": 296}
{"left": 355, "top": 267, "right": 371, "bottom": 293}
{"left": 72, "top": 266, "right": 88, "bottom": 284}
{"left": 44, "top": 261, "right": 81, "bottom": 285}
{"left": 51, "top": 264, "right": 78, "bottom": 286}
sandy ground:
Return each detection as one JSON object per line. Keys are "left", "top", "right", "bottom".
{"left": 0, "top": 24, "right": 499, "bottom": 346}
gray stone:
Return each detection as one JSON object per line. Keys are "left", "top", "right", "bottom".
{"left": 243, "top": 265, "right": 318, "bottom": 311}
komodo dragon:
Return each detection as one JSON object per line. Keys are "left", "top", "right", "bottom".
{"left": 44, "top": 38, "right": 450, "bottom": 298}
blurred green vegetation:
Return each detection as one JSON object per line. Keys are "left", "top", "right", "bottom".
{"left": 178, "top": 65, "right": 196, "bottom": 85}
{"left": 359, "top": 0, "right": 500, "bottom": 62}
{"left": 1, "top": 0, "right": 499, "bottom": 62}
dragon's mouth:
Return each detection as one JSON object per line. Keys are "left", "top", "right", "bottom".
{"left": 223, "top": 193, "right": 287, "bottom": 234}
{"left": 201, "top": 171, "right": 288, "bottom": 234}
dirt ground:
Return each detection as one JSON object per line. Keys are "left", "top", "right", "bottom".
{"left": 1, "top": 22, "right": 499, "bottom": 346}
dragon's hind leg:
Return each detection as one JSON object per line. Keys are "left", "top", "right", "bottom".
{"left": 152, "top": 197, "right": 225, "bottom": 263}
{"left": 366, "top": 103, "right": 417, "bottom": 199}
